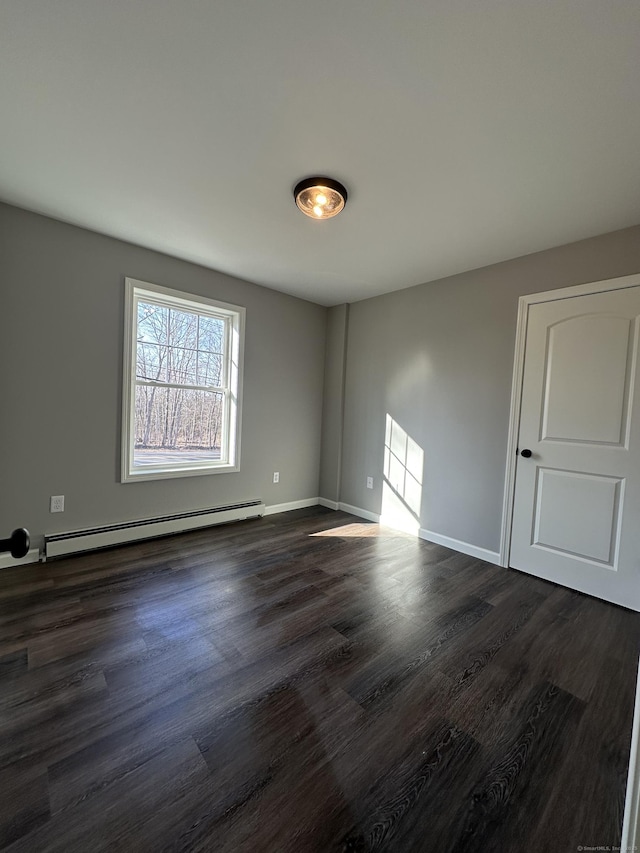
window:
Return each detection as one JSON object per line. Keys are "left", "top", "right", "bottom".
{"left": 122, "top": 278, "right": 244, "bottom": 482}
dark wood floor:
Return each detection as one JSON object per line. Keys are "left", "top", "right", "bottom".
{"left": 1, "top": 507, "right": 638, "bottom": 852}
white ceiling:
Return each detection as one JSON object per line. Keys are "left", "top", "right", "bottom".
{"left": 1, "top": 1, "right": 639, "bottom": 306}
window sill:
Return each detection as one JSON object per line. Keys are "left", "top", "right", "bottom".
{"left": 121, "top": 462, "right": 240, "bottom": 483}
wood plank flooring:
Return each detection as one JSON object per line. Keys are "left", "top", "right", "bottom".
{"left": 1, "top": 507, "right": 638, "bottom": 852}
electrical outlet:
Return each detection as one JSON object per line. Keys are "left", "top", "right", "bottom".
{"left": 50, "top": 495, "right": 65, "bottom": 513}
{"left": 273, "top": 472, "right": 280, "bottom": 484}
{"left": 366, "top": 476, "right": 374, "bottom": 489}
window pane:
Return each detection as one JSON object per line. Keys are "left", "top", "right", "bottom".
{"left": 133, "top": 386, "right": 224, "bottom": 466}
{"left": 136, "top": 342, "right": 167, "bottom": 382}
{"left": 197, "top": 351, "right": 223, "bottom": 387}
{"left": 199, "top": 315, "right": 225, "bottom": 353}
{"left": 138, "top": 302, "right": 168, "bottom": 345}
{"left": 167, "top": 345, "right": 198, "bottom": 385}
{"left": 169, "top": 308, "right": 198, "bottom": 350}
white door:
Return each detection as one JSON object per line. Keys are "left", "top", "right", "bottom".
{"left": 510, "top": 284, "right": 640, "bottom": 611}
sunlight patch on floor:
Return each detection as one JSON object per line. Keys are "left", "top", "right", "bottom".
{"left": 310, "top": 523, "right": 381, "bottom": 538}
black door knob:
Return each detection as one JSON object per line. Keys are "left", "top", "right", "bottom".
{"left": 520, "top": 449, "right": 532, "bottom": 458}
{"left": 0, "top": 528, "right": 30, "bottom": 559}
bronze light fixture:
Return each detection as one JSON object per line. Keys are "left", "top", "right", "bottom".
{"left": 294, "top": 176, "right": 348, "bottom": 220}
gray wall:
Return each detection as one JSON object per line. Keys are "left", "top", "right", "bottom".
{"left": 0, "top": 203, "right": 327, "bottom": 548}
{"left": 318, "top": 304, "right": 349, "bottom": 504}
{"left": 336, "top": 225, "right": 640, "bottom": 554}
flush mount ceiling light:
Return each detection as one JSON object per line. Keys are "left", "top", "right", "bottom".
{"left": 294, "top": 176, "right": 348, "bottom": 220}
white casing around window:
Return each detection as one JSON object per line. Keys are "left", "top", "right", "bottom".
{"left": 121, "top": 277, "right": 245, "bottom": 482}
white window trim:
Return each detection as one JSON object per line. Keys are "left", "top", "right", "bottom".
{"left": 121, "top": 278, "right": 245, "bottom": 483}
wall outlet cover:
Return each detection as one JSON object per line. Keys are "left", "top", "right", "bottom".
{"left": 50, "top": 495, "right": 65, "bottom": 513}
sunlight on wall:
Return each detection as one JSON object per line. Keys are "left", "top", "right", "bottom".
{"left": 381, "top": 414, "right": 424, "bottom": 535}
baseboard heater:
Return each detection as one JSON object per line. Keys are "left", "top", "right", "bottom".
{"left": 44, "top": 499, "right": 265, "bottom": 559}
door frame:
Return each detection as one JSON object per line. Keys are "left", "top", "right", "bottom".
{"left": 498, "top": 271, "right": 640, "bottom": 569}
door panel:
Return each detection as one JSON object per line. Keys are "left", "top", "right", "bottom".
{"left": 532, "top": 468, "right": 622, "bottom": 567}
{"left": 510, "top": 286, "right": 640, "bottom": 610}
{"left": 541, "top": 315, "right": 634, "bottom": 445}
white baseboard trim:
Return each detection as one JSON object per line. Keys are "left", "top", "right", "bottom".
{"left": 318, "top": 497, "right": 340, "bottom": 510}
{"left": 622, "top": 658, "right": 640, "bottom": 852}
{"left": 338, "top": 502, "right": 381, "bottom": 523}
{"left": 0, "top": 547, "right": 41, "bottom": 570}
{"left": 263, "top": 498, "right": 320, "bottom": 516}
{"left": 418, "top": 528, "right": 501, "bottom": 565}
